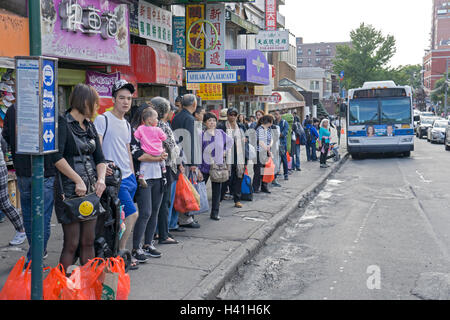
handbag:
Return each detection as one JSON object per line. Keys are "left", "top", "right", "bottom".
{"left": 59, "top": 123, "right": 100, "bottom": 222}
{"left": 209, "top": 155, "right": 229, "bottom": 183}
{"left": 188, "top": 171, "right": 209, "bottom": 214}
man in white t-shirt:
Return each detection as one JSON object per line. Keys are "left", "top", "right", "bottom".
{"left": 94, "top": 80, "right": 142, "bottom": 269}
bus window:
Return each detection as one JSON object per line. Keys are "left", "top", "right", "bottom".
{"left": 380, "top": 97, "right": 411, "bottom": 124}
{"left": 349, "top": 99, "right": 379, "bottom": 125}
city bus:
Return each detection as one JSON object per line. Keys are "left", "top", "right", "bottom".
{"left": 346, "top": 81, "right": 414, "bottom": 158}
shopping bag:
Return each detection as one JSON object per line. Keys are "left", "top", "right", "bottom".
{"left": 187, "top": 178, "right": 200, "bottom": 208}
{"left": 101, "top": 269, "right": 118, "bottom": 300}
{"left": 104, "top": 257, "right": 130, "bottom": 300}
{"left": 75, "top": 257, "right": 106, "bottom": 300}
{"left": 0, "top": 256, "right": 31, "bottom": 300}
{"left": 287, "top": 152, "right": 293, "bottom": 170}
{"left": 174, "top": 173, "right": 200, "bottom": 213}
{"left": 189, "top": 171, "right": 209, "bottom": 214}
{"left": 43, "top": 264, "right": 87, "bottom": 300}
{"left": 241, "top": 167, "right": 253, "bottom": 201}
{"left": 262, "top": 157, "right": 275, "bottom": 184}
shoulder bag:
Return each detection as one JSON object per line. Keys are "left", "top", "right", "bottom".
{"left": 58, "top": 122, "right": 100, "bottom": 221}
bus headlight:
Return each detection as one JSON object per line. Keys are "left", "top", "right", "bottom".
{"left": 401, "top": 137, "right": 413, "bottom": 143}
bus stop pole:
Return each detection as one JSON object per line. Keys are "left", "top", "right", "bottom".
{"left": 29, "top": 0, "right": 44, "bottom": 300}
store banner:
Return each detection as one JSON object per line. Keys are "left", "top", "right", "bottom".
{"left": 86, "top": 71, "right": 120, "bottom": 97}
{"left": 256, "top": 30, "right": 289, "bottom": 52}
{"left": 186, "top": 4, "right": 205, "bottom": 69}
{"left": 173, "top": 16, "right": 186, "bottom": 64}
{"left": 265, "top": 0, "right": 277, "bottom": 31}
{"left": 205, "top": 3, "right": 225, "bottom": 69}
{"left": 0, "top": 11, "right": 29, "bottom": 57}
{"left": 198, "top": 83, "right": 223, "bottom": 101}
{"left": 129, "top": 1, "right": 140, "bottom": 36}
{"left": 138, "top": 0, "right": 172, "bottom": 45}
{"left": 40, "top": 0, "right": 130, "bottom": 65}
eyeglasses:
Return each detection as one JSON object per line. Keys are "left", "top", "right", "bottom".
{"left": 229, "top": 113, "right": 238, "bottom": 117}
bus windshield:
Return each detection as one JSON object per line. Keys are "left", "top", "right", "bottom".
{"left": 349, "top": 98, "right": 379, "bottom": 125}
{"left": 380, "top": 97, "right": 411, "bottom": 124}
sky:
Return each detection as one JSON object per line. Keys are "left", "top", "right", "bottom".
{"left": 280, "top": 0, "right": 432, "bottom": 68}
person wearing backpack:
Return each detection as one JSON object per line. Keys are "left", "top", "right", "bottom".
{"left": 291, "top": 118, "right": 306, "bottom": 171}
{"left": 305, "top": 119, "right": 319, "bottom": 161}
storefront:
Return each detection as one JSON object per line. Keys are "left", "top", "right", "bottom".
{"left": 225, "top": 49, "right": 271, "bottom": 116}
{"left": 267, "top": 89, "right": 306, "bottom": 120}
{"left": 111, "top": 44, "right": 183, "bottom": 107}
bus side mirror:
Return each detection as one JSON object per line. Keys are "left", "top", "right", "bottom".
{"left": 340, "top": 103, "right": 347, "bottom": 114}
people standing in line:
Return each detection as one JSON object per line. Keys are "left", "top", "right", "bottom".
{"left": 269, "top": 113, "right": 281, "bottom": 188}
{"left": 174, "top": 96, "right": 183, "bottom": 114}
{"left": 194, "top": 105, "right": 206, "bottom": 123}
{"left": 217, "top": 107, "right": 247, "bottom": 209}
{"left": 291, "top": 117, "right": 306, "bottom": 171}
{"left": 171, "top": 94, "right": 202, "bottom": 229}
{"left": 129, "top": 104, "right": 166, "bottom": 262}
{"left": 273, "top": 111, "right": 289, "bottom": 181}
{"left": 305, "top": 119, "right": 319, "bottom": 162}
{"left": 319, "top": 118, "right": 332, "bottom": 169}
{"left": 94, "top": 80, "right": 140, "bottom": 269}
{"left": 199, "top": 112, "right": 233, "bottom": 220}
{"left": 252, "top": 115, "right": 274, "bottom": 194}
{"left": 3, "top": 104, "right": 53, "bottom": 252}
{"left": 52, "top": 84, "right": 107, "bottom": 271}
{"left": 168, "top": 103, "right": 178, "bottom": 124}
{"left": 151, "top": 97, "right": 181, "bottom": 245}
{"left": 302, "top": 114, "right": 310, "bottom": 127}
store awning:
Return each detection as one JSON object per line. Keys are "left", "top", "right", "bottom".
{"left": 0, "top": 57, "right": 15, "bottom": 69}
{"left": 112, "top": 44, "right": 183, "bottom": 86}
{"left": 225, "top": 50, "right": 270, "bottom": 85}
{"left": 268, "top": 91, "right": 306, "bottom": 111}
{"left": 225, "top": 9, "right": 260, "bottom": 34}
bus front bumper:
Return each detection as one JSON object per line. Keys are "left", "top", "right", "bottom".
{"left": 347, "top": 143, "right": 414, "bottom": 154}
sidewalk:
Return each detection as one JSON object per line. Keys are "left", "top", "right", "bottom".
{"left": 0, "top": 131, "right": 347, "bottom": 300}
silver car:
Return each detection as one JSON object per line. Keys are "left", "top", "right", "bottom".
{"left": 427, "top": 119, "right": 448, "bottom": 144}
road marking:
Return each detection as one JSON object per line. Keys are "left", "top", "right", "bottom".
{"left": 415, "top": 170, "right": 432, "bottom": 183}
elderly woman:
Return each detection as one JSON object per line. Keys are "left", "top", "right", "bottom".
{"left": 151, "top": 97, "right": 181, "bottom": 244}
{"left": 318, "top": 118, "right": 331, "bottom": 168}
{"left": 130, "top": 103, "right": 168, "bottom": 262}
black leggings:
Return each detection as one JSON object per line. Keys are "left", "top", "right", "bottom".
{"left": 320, "top": 143, "right": 329, "bottom": 164}
{"left": 60, "top": 219, "right": 97, "bottom": 271}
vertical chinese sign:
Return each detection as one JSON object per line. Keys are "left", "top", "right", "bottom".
{"left": 186, "top": 4, "right": 205, "bottom": 69}
{"left": 138, "top": 0, "right": 172, "bottom": 45}
{"left": 173, "top": 16, "right": 186, "bottom": 66}
{"left": 265, "top": 0, "right": 277, "bottom": 31}
{"left": 205, "top": 3, "right": 225, "bottom": 69}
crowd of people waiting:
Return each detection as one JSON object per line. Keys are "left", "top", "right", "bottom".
{"left": 0, "top": 80, "right": 339, "bottom": 272}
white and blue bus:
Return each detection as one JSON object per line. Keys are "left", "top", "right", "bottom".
{"left": 346, "top": 81, "right": 414, "bottom": 158}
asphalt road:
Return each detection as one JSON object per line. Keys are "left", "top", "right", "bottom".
{"left": 220, "top": 137, "right": 450, "bottom": 300}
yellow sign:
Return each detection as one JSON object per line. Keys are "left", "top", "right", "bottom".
{"left": 198, "top": 83, "right": 223, "bottom": 101}
{"left": 187, "top": 83, "right": 200, "bottom": 91}
{"left": 186, "top": 4, "right": 205, "bottom": 68}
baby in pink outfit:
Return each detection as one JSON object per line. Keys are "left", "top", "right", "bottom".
{"left": 134, "top": 108, "right": 167, "bottom": 188}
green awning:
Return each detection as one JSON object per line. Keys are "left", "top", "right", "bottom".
{"left": 225, "top": 9, "right": 260, "bottom": 34}
{"left": 58, "top": 69, "right": 86, "bottom": 86}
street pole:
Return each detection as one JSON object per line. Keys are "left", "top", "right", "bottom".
{"left": 28, "top": 0, "right": 44, "bottom": 300}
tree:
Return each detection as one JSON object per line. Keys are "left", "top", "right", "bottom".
{"left": 431, "top": 73, "right": 449, "bottom": 109}
{"left": 333, "top": 23, "right": 396, "bottom": 89}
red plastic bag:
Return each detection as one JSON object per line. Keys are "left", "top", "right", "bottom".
{"left": 75, "top": 258, "right": 106, "bottom": 300}
{"left": 0, "top": 256, "right": 31, "bottom": 300}
{"left": 262, "top": 157, "right": 275, "bottom": 183}
{"left": 174, "top": 173, "right": 200, "bottom": 213}
{"left": 105, "top": 257, "right": 130, "bottom": 300}
{"left": 43, "top": 265, "right": 88, "bottom": 300}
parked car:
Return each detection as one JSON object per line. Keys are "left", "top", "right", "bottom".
{"left": 421, "top": 111, "right": 435, "bottom": 117}
{"left": 445, "top": 125, "right": 450, "bottom": 151}
{"left": 416, "top": 116, "right": 439, "bottom": 139}
{"left": 427, "top": 119, "right": 448, "bottom": 143}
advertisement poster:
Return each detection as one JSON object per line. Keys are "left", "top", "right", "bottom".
{"left": 86, "top": 70, "right": 120, "bottom": 115}
{"left": 138, "top": 0, "right": 172, "bottom": 45}
{"left": 205, "top": 3, "right": 225, "bottom": 69}
{"left": 186, "top": 4, "right": 205, "bottom": 69}
{"left": 198, "top": 83, "right": 223, "bottom": 101}
{"left": 40, "top": 0, "right": 130, "bottom": 65}
{"left": 366, "top": 124, "right": 396, "bottom": 137}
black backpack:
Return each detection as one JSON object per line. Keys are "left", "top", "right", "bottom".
{"left": 305, "top": 127, "right": 312, "bottom": 143}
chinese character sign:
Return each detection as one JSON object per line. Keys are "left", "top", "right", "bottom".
{"left": 186, "top": 4, "right": 205, "bottom": 69}
{"left": 265, "top": 0, "right": 277, "bottom": 31}
{"left": 256, "top": 30, "right": 289, "bottom": 52}
{"left": 198, "top": 83, "right": 223, "bottom": 101}
{"left": 173, "top": 16, "right": 186, "bottom": 66}
{"left": 40, "top": 0, "right": 130, "bottom": 65}
{"left": 138, "top": 0, "right": 172, "bottom": 45}
{"left": 205, "top": 3, "right": 225, "bottom": 69}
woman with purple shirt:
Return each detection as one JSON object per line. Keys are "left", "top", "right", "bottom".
{"left": 199, "top": 113, "right": 234, "bottom": 221}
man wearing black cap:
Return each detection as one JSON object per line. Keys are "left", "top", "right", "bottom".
{"left": 94, "top": 80, "right": 143, "bottom": 266}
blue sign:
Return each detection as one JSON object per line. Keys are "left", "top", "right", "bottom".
{"left": 339, "top": 70, "right": 344, "bottom": 80}
{"left": 42, "top": 59, "right": 56, "bottom": 153}
{"left": 187, "top": 70, "right": 238, "bottom": 84}
{"left": 173, "top": 16, "right": 186, "bottom": 66}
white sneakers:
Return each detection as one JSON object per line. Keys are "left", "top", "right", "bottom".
{"left": 9, "top": 231, "right": 26, "bottom": 246}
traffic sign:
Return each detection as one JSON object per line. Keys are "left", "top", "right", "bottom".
{"left": 272, "top": 92, "right": 282, "bottom": 103}
{"left": 339, "top": 70, "right": 344, "bottom": 81}
{"left": 15, "top": 56, "right": 58, "bottom": 155}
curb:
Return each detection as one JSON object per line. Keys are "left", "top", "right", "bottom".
{"left": 184, "top": 151, "right": 350, "bottom": 300}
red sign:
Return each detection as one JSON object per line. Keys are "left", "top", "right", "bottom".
{"left": 265, "top": 0, "right": 277, "bottom": 31}
{"left": 112, "top": 44, "right": 183, "bottom": 86}
{"left": 272, "top": 92, "right": 282, "bottom": 103}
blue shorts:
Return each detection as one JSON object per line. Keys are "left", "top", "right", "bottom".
{"left": 118, "top": 174, "right": 138, "bottom": 218}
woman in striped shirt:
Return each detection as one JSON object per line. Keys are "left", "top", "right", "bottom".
{"left": 252, "top": 115, "right": 274, "bottom": 194}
